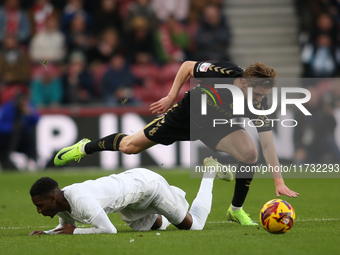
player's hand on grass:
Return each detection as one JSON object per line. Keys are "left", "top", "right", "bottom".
{"left": 54, "top": 223, "right": 76, "bottom": 234}
{"left": 29, "top": 230, "right": 46, "bottom": 235}
{"left": 150, "top": 95, "right": 175, "bottom": 114}
{"left": 275, "top": 183, "right": 299, "bottom": 198}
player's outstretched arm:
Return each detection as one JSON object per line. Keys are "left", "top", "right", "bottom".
{"left": 29, "top": 224, "right": 64, "bottom": 235}
{"left": 150, "top": 95, "right": 177, "bottom": 115}
{"left": 54, "top": 223, "right": 76, "bottom": 234}
{"left": 258, "top": 131, "right": 299, "bottom": 198}
{"left": 29, "top": 214, "right": 78, "bottom": 235}
{"left": 29, "top": 230, "right": 46, "bottom": 235}
{"left": 274, "top": 182, "right": 299, "bottom": 198}
{"left": 55, "top": 210, "right": 117, "bottom": 235}
{"left": 150, "top": 61, "right": 196, "bottom": 114}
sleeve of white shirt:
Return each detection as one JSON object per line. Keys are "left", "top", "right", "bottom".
{"left": 44, "top": 213, "right": 77, "bottom": 234}
{"left": 73, "top": 210, "right": 117, "bottom": 234}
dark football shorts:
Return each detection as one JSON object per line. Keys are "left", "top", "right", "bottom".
{"left": 143, "top": 94, "right": 244, "bottom": 151}
{"left": 143, "top": 103, "right": 191, "bottom": 145}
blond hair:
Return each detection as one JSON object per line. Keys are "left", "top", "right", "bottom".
{"left": 242, "top": 62, "right": 277, "bottom": 88}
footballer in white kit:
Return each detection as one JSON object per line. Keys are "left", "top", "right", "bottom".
{"left": 29, "top": 162, "right": 226, "bottom": 235}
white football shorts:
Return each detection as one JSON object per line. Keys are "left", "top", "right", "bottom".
{"left": 118, "top": 168, "right": 189, "bottom": 231}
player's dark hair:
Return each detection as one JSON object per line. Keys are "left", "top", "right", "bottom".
{"left": 243, "top": 62, "right": 277, "bottom": 88}
{"left": 30, "top": 177, "right": 59, "bottom": 197}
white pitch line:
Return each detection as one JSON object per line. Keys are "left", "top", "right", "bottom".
{"left": 295, "top": 218, "right": 340, "bottom": 222}
{"left": 0, "top": 224, "right": 126, "bottom": 230}
{"left": 208, "top": 218, "right": 340, "bottom": 224}
{"left": 1, "top": 218, "right": 339, "bottom": 230}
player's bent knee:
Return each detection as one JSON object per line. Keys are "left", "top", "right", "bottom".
{"left": 174, "top": 212, "right": 193, "bottom": 230}
{"left": 119, "top": 135, "right": 154, "bottom": 154}
{"left": 119, "top": 140, "right": 143, "bottom": 154}
{"left": 175, "top": 212, "right": 206, "bottom": 231}
{"left": 189, "top": 214, "right": 204, "bottom": 231}
{"left": 242, "top": 147, "right": 258, "bottom": 164}
{"left": 120, "top": 145, "right": 142, "bottom": 154}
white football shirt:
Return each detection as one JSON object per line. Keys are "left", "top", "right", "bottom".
{"left": 44, "top": 168, "right": 187, "bottom": 234}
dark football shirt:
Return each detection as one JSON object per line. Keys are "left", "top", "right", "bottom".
{"left": 190, "top": 61, "right": 272, "bottom": 132}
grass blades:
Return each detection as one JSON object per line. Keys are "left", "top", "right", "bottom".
{"left": 0, "top": 168, "right": 339, "bottom": 255}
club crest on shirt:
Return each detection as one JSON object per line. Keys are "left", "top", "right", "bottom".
{"left": 199, "top": 62, "right": 211, "bottom": 72}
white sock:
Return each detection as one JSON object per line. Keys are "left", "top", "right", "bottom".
{"left": 159, "top": 215, "right": 170, "bottom": 230}
{"left": 203, "top": 170, "right": 216, "bottom": 179}
{"left": 189, "top": 174, "right": 215, "bottom": 230}
{"left": 231, "top": 205, "right": 242, "bottom": 212}
{"left": 80, "top": 143, "right": 87, "bottom": 155}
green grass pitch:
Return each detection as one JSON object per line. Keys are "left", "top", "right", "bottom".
{"left": 0, "top": 168, "right": 339, "bottom": 255}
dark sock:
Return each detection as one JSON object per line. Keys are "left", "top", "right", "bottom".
{"left": 84, "top": 133, "right": 126, "bottom": 154}
{"left": 231, "top": 162, "right": 256, "bottom": 207}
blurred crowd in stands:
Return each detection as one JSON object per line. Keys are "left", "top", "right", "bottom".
{"left": 0, "top": 0, "right": 231, "bottom": 108}
{"left": 1, "top": 0, "right": 340, "bottom": 170}
{"left": 295, "top": 0, "right": 340, "bottom": 78}
{"left": 294, "top": 0, "right": 340, "bottom": 164}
